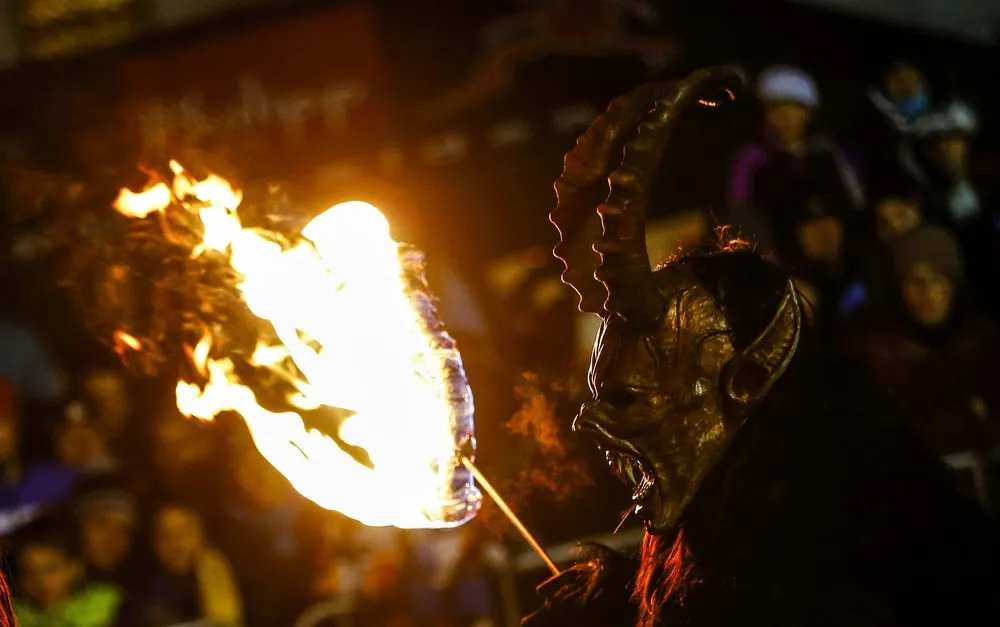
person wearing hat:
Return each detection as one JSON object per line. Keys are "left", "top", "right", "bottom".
{"left": 728, "top": 65, "right": 864, "bottom": 337}
{"left": 912, "top": 100, "right": 1000, "bottom": 319}
{"left": 913, "top": 100, "right": 982, "bottom": 225}
{"left": 844, "top": 225, "right": 1000, "bottom": 457}
{"left": 848, "top": 62, "right": 931, "bottom": 201}
{"left": 73, "top": 473, "right": 138, "bottom": 587}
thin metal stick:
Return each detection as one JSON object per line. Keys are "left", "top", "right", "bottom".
{"left": 462, "top": 457, "right": 561, "bottom": 577}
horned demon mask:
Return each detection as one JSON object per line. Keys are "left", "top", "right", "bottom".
{"left": 552, "top": 66, "right": 805, "bottom": 533}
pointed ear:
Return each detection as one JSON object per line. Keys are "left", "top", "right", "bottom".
{"left": 724, "top": 280, "right": 803, "bottom": 406}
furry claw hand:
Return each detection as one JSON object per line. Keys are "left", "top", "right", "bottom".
{"left": 521, "top": 544, "right": 637, "bottom": 627}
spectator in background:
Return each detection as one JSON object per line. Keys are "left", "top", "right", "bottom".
{"left": 853, "top": 61, "right": 930, "bottom": 201}
{"left": 73, "top": 473, "right": 138, "bottom": 587}
{"left": 844, "top": 226, "right": 1000, "bottom": 456}
{"left": 148, "top": 409, "right": 220, "bottom": 516}
{"left": 0, "top": 378, "right": 77, "bottom": 534}
{"left": 56, "top": 401, "right": 116, "bottom": 476}
{"left": 80, "top": 368, "right": 133, "bottom": 452}
{"left": 873, "top": 186, "right": 924, "bottom": 245}
{"left": 913, "top": 100, "right": 982, "bottom": 228}
{"left": 854, "top": 176, "right": 927, "bottom": 311}
{"left": 911, "top": 100, "right": 1000, "bottom": 317}
{"left": 145, "top": 500, "right": 244, "bottom": 626}
{"left": 728, "top": 66, "right": 864, "bottom": 333}
{"left": 12, "top": 516, "right": 121, "bottom": 627}
{"left": 214, "top": 435, "right": 310, "bottom": 627}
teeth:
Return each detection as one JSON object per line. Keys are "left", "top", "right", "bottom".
{"left": 632, "top": 473, "right": 654, "bottom": 501}
{"left": 605, "top": 449, "right": 653, "bottom": 501}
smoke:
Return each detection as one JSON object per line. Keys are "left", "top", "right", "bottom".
{"left": 507, "top": 372, "right": 566, "bottom": 456}
{"left": 503, "top": 371, "right": 593, "bottom": 503}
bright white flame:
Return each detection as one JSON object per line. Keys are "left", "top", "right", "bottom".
{"left": 113, "top": 183, "right": 171, "bottom": 218}
{"left": 115, "top": 168, "right": 470, "bottom": 528}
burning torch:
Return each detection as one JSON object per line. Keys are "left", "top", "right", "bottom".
{"left": 111, "top": 163, "right": 559, "bottom": 575}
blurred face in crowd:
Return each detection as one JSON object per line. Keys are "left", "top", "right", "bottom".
{"left": 154, "top": 416, "right": 213, "bottom": 482}
{"left": 57, "top": 424, "right": 110, "bottom": 470}
{"left": 902, "top": 262, "right": 954, "bottom": 327}
{"left": 925, "top": 135, "right": 969, "bottom": 180}
{"left": 83, "top": 370, "right": 130, "bottom": 440}
{"left": 153, "top": 505, "right": 205, "bottom": 576}
{"left": 876, "top": 197, "right": 922, "bottom": 242}
{"left": 81, "top": 507, "right": 134, "bottom": 574}
{"left": 764, "top": 101, "right": 810, "bottom": 146}
{"left": 884, "top": 64, "right": 925, "bottom": 104}
{"left": 19, "top": 543, "right": 80, "bottom": 611}
{"left": 796, "top": 215, "right": 843, "bottom": 265}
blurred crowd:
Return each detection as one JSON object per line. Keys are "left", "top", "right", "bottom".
{"left": 0, "top": 362, "right": 511, "bottom": 626}
{"left": 1, "top": 58, "right": 1000, "bottom": 627}
{"left": 723, "top": 62, "right": 1000, "bottom": 468}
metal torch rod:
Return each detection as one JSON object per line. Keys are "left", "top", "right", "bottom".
{"left": 462, "top": 457, "right": 561, "bottom": 577}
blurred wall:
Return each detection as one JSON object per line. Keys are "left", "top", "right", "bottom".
{"left": 147, "top": 0, "right": 241, "bottom": 28}
{"left": 12, "top": 0, "right": 142, "bottom": 60}
{"left": 118, "top": 3, "right": 393, "bottom": 181}
{"left": 790, "top": 0, "right": 1000, "bottom": 44}
{"left": 0, "top": 0, "right": 17, "bottom": 67}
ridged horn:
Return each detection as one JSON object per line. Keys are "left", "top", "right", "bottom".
{"left": 551, "top": 83, "right": 660, "bottom": 314}
{"left": 594, "top": 66, "right": 745, "bottom": 329}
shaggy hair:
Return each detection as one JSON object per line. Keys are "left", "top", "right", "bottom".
{"left": 0, "top": 571, "right": 12, "bottom": 627}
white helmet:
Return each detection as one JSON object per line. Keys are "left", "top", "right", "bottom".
{"left": 757, "top": 65, "right": 820, "bottom": 108}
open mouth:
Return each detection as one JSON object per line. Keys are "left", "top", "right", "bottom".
{"left": 604, "top": 447, "right": 655, "bottom": 504}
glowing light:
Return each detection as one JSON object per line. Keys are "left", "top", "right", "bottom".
{"left": 113, "top": 183, "right": 171, "bottom": 218}
{"left": 112, "top": 330, "right": 141, "bottom": 352}
{"left": 114, "top": 167, "right": 477, "bottom": 528}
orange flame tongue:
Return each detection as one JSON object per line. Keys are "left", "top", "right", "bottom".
{"left": 115, "top": 166, "right": 480, "bottom": 529}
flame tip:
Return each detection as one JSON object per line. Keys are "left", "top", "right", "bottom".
{"left": 118, "top": 162, "right": 473, "bottom": 528}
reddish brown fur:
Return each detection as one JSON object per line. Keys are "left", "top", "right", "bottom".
{"left": 633, "top": 529, "right": 701, "bottom": 627}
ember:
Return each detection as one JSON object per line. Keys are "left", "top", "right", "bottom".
{"left": 112, "top": 329, "right": 141, "bottom": 353}
{"left": 113, "top": 163, "right": 482, "bottom": 529}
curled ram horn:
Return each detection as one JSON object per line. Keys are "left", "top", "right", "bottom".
{"left": 551, "top": 83, "right": 660, "bottom": 315}
{"left": 552, "top": 66, "right": 746, "bottom": 326}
